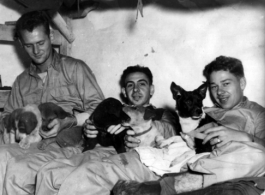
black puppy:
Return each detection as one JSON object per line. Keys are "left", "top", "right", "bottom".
{"left": 83, "top": 97, "right": 130, "bottom": 153}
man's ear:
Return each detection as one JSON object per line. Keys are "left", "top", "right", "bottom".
{"left": 150, "top": 85, "right": 155, "bottom": 97}
{"left": 240, "top": 77, "right": 246, "bottom": 91}
{"left": 121, "top": 88, "right": 126, "bottom": 98}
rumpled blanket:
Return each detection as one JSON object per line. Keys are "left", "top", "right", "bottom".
{"left": 134, "top": 136, "right": 210, "bottom": 176}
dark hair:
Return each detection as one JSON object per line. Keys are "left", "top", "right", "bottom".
{"left": 120, "top": 65, "right": 153, "bottom": 87}
{"left": 203, "top": 56, "right": 245, "bottom": 81}
{"left": 15, "top": 11, "right": 50, "bottom": 40}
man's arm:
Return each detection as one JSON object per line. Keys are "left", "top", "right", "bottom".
{"left": 73, "top": 60, "right": 105, "bottom": 126}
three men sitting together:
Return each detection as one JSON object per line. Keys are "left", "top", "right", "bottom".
{"left": 0, "top": 10, "right": 264, "bottom": 195}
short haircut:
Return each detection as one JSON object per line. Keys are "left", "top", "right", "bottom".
{"left": 203, "top": 56, "right": 245, "bottom": 81}
{"left": 120, "top": 65, "right": 153, "bottom": 87}
{"left": 15, "top": 10, "right": 50, "bottom": 40}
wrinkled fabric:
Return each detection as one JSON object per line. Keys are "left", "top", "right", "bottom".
{"left": 134, "top": 136, "right": 201, "bottom": 176}
{"left": 36, "top": 109, "right": 178, "bottom": 195}
{"left": 0, "top": 50, "right": 105, "bottom": 195}
{"left": 188, "top": 141, "right": 265, "bottom": 187}
{"left": 0, "top": 142, "right": 82, "bottom": 195}
{"left": 57, "top": 150, "right": 160, "bottom": 195}
{"left": 204, "top": 97, "right": 265, "bottom": 139}
{"left": 178, "top": 177, "right": 265, "bottom": 195}
{"left": 187, "top": 97, "right": 265, "bottom": 187}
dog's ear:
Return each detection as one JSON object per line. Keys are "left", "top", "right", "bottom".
{"left": 196, "top": 82, "right": 208, "bottom": 99}
{"left": 54, "top": 106, "right": 72, "bottom": 119}
{"left": 170, "top": 82, "right": 185, "bottom": 100}
{"left": 3, "top": 114, "right": 11, "bottom": 129}
{"left": 144, "top": 108, "right": 157, "bottom": 120}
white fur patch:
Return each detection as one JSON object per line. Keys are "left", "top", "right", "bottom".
{"left": 177, "top": 111, "right": 205, "bottom": 134}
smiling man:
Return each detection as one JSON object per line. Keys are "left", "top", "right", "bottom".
{"left": 0, "top": 10, "right": 105, "bottom": 195}
{"left": 121, "top": 68, "right": 154, "bottom": 106}
{"left": 157, "top": 56, "right": 265, "bottom": 194}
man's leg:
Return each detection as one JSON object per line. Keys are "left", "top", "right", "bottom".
{"left": 36, "top": 146, "right": 117, "bottom": 195}
{"left": 161, "top": 141, "right": 265, "bottom": 195}
{"left": 3, "top": 143, "right": 82, "bottom": 195}
{"left": 57, "top": 150, "right": 160, "bottom": 195}
{"left": 0, "top": 143, "right": 42, "bottom": 194}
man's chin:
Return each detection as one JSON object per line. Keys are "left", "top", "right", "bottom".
{"left": 130, "top": 99, "right": 144, "bottom": 106}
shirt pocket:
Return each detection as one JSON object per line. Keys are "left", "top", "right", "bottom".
{"left": 23, "top": 92, "right": 40, "bottom": 105}
{"left": 49, "top": 84, "right": 79, "bottom": 102}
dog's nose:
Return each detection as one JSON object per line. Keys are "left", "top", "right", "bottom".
{"left": 194, "top": 108, "right": 202, "bottom": 116}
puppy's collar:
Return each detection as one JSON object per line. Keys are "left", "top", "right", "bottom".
{"left": 134, "top": 126, "right": 152, "bottom": 137}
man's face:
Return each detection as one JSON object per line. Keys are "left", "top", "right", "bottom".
{"left": 20, "top": 25, "right": 52, "bottom": 67}
{"left": 209, "top": 70, "right": 246, "bottom": 109}
{"left": 122, "top": 72, "right": 154, "bottom": 106}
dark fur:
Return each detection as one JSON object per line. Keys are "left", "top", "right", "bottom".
{"left": 83, "top": 98, "right": 130, "bottom": 153}
{"left": 37, "top": 102, "right": 83, "bottom": 150}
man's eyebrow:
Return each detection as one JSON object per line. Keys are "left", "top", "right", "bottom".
{"left": 137, "top": 79, "right": 148, "bottom": 83}
{"left": 125, "top": 79, "right": 148, "bottom": 86}
{"left": 125, "top": 81, "right": 134, "bottom": 86}
{"left": 221, "top": 79, "right": 232, "bottom": 83}
{"left": 210, "top": 79, "right": 232, "bottom": 85}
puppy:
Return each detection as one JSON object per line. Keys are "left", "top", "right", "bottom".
{"left": 37, "top": 102, "right": 83, "bottom": 150}
{"left": 83, "top": 97, "right": 163, "bottom": 153}
{"left": 83, "top": 98, "right": 129, "bottom": 153}
{"left": 3, "top": 104, "right": 42, "bottom": 149}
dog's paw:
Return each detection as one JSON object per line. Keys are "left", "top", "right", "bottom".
{"left": 112, "top": 180, "right": 161, "bottom": 195}
{"left": 37, "top": 140, "right": 48, "bottom": 150}
{"left": 19, "top": 138, "right": 30, "bottom": 149}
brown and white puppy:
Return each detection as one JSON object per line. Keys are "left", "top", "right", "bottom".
{"left": 37, "top": 102, "right": 81, "bottom": 150}
{"left": 122, "top": 106, "right": 163, "bottom": 147}
{"left": 3, "top": 104, "right": 42, "bottom": 149}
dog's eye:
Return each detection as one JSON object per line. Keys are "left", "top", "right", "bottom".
{"left": 186, "top": 100, "right": 192, "bottom": 105}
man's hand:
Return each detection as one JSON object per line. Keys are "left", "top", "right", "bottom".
{"left": 200, "top": 124, "right": 251, "bottom": 148}
{"left": 124, "top": 129, "right": 141, "bottom": 149}
{"left": 83, "top": 119, "right": 98, "bottom": 138}
{"left": 40, "top": 117, "right": 77, "bottom": 139}
{"left": 107, "top": 124, "right": 127, "bottom": 135}
{"left": 106, "top": 125, "right": 141, "bottom": 149}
